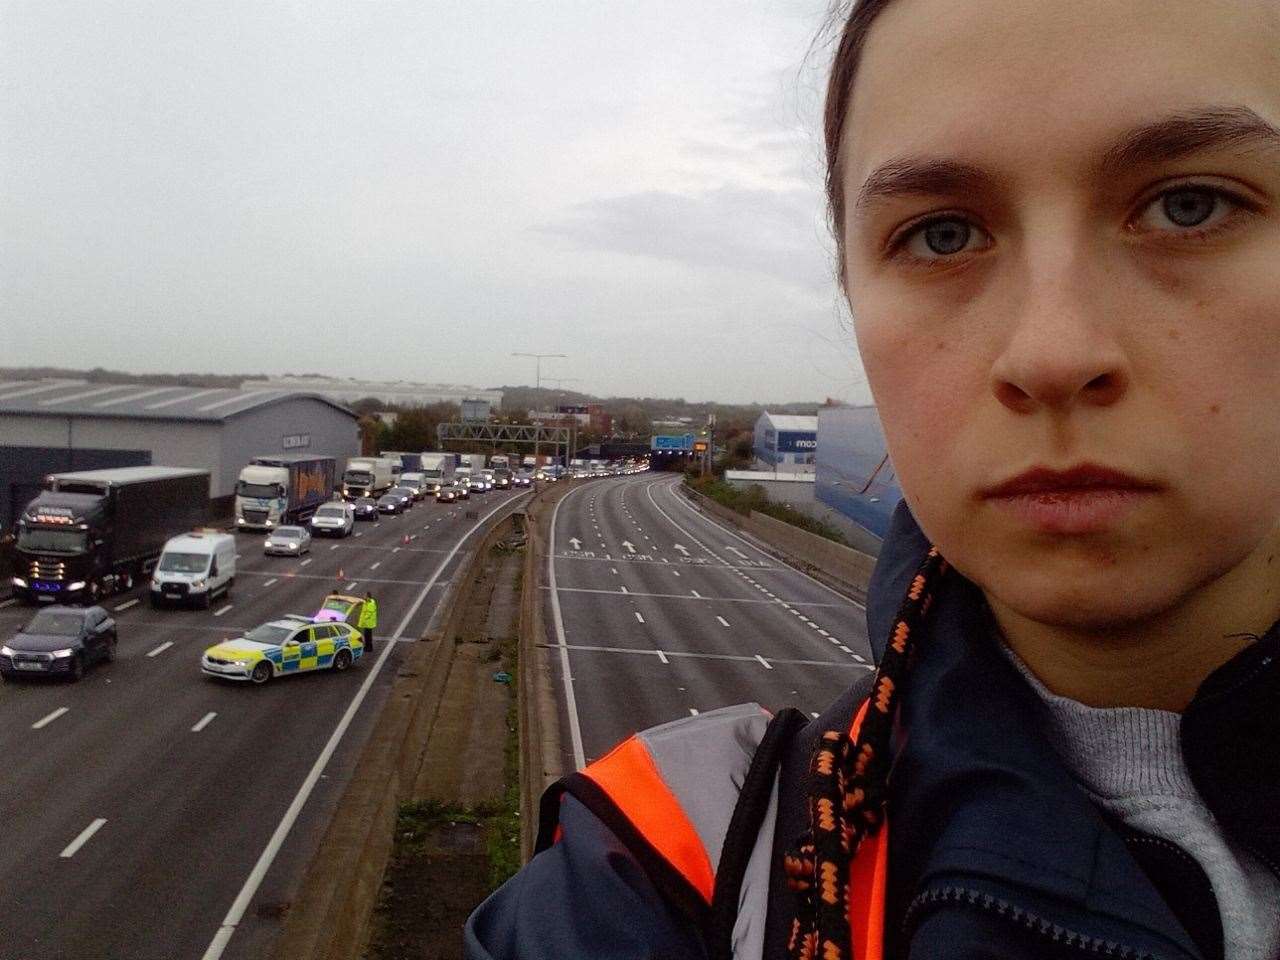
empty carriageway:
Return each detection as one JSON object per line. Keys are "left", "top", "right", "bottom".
{"left": 546, "top": 471, "right": 872, "bottom": 766}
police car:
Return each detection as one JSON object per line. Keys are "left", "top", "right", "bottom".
{"left": 201, "top": 617, "right": 364, "bottom": 684}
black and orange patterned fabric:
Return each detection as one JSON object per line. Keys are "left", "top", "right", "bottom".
{"left": 785, "top": 546, "right": 950, "bottom": 960}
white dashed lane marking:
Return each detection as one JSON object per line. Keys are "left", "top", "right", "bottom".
{"left": 32, "top": 707, "right": 69, "bottom": 730}
{"left": 191, "top": 712, "right": 217, "bottom": 733}
{"left": 147, "top": 641, "right": 174, "bottom": 658}
{"left": 60, "top": 819, "right": 107, "bottom": 859}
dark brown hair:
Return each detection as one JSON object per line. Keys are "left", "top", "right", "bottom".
{"left": 823, "top": 0, "right": 897, "bottom": 263}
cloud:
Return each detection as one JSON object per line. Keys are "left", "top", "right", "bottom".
{"left": 539, "top": 185, "right": 835, "bottom": 290}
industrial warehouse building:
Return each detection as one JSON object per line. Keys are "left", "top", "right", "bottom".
{"left": 0, "top": 379, "right": 360, "bottom": 529}
{"left": 813, "top": 404, "right": 902, "bottom": 542}
{"left": 240, "top": 375, "right": 503, "bottom": 409}
{"left": 752, "top": 412, "right": 818, "bottom": 472}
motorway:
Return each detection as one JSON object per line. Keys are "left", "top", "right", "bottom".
{"left": 546, "top": 472, "right": 873, "bottom": 767}
{"left": 0, "top": 487, "right": 527, "bottom": 960}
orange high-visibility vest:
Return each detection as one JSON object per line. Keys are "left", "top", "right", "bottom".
{"left": 545, "top": 702, "right": 887, "bottom": 960}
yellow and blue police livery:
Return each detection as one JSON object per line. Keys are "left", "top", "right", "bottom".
{"left": 201, "top": 617, "right": 364, "bottom": 684}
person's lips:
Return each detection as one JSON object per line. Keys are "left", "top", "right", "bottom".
{"left": 981, "top": 464, "right": 1161, "bottom": 534}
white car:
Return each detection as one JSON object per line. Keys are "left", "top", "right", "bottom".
{"left": 310, "top": 502, "right": 355, "bottom": 538}
{"left": 264, "top": 525, "right": 312, "bottom": 556}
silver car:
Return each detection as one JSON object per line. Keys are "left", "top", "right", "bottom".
{"left": 264, "top": 525, "right": 312, "bottom": 556}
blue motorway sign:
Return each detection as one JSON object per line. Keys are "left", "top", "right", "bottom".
{"left": 651, "top": 433, "right": 696, "bottom": 451}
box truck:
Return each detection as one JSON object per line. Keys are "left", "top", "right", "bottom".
{"left": 235, "top": 455, "right": 336, "bottom": 530}
{"left": 418, "top": 452, "right": 456, "bottom": 490}
{"left": 13, "top": 466, "right": 209, "bottom": 604}
{"left": 341, "top": 457, "right": 395, "bottom": 500}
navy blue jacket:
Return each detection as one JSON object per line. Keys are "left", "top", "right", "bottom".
{"left": 467, "top": 502, "right": 1280, "bottom": 958}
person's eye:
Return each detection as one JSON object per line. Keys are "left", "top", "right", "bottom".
{"left": 1132, "top": 185, "right": 1249, "bottom": 236}
{"left": 890, "top": 215, "right": 991, "bottom": 264}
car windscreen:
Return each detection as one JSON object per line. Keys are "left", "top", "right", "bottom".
{"left": 390, "top": 487, "right": 412, "bottom": 496}
{"left": 344, "top": 471, "right": 372, "bottom": 483}
{"left": 314, "top": 507, "right": 346, "bottom": 518}
{"left": 273, "top": 528, "right": 303, "bottom": 538}
{"left": 322, "top": 599, "right": 352, "bottom": 612}
{"left": 158, "top": 552, "right": 209, "bottom": 573}
{"left": 25, "top": 611, "right": 85, "bottom": 636}
{"left": 17, "top": 528, "right": 88, "bottom": 554}
{"left": 356, "top": 499, "right": 376, "bottom": 506}
{"left": 378, "top": 495, "right": 397, "bottom": 503}
{"left": 244, "top": 624, "right": 292, "bottom": 646}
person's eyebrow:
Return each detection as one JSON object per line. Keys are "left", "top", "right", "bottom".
{"left": 854, "top": 158, "right": 999, "bottom": 215}
{"left": 853, "top": 106, "right": 1280, "bottom": 216}
{"left": 1097, "top": 105, "right": 1280, "bottom": 175}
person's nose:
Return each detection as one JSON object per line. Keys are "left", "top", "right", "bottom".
{"left": 989, "top": 239, "right": 1130, "bottom": 416}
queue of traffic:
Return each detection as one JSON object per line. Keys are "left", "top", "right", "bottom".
{"left": 2, "top": 451, "right": 648, "bottom": 685}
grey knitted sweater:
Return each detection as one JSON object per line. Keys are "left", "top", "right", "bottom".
{"left": 1006, "top": 649, "right": 1280, "bottom": 959}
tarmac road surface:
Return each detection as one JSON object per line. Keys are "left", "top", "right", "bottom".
{"left": 0, "top": 488, "right": 527, "bottom": 960}
{"left": 545, "top": 472, "right": 872, "bottom": 769}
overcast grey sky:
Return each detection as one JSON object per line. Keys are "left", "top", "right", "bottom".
{"left": 2, "top": 1, "right": 871, "bottom": 405}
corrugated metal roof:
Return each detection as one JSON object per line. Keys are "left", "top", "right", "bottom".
{"left": 0, "top": 379, "right": 356, "bottom": 422}
{"left": 761, "top": 413, "right": 818, "bottom": 432}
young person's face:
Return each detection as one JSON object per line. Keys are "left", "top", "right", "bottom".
{"left": 842, "top": 0, "right": 1280, "bottom": 629}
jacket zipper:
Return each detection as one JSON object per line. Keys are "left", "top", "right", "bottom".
{"left": 901, "top": 885, "right": 1171, "bottom": 960}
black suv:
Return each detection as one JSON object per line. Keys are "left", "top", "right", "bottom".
{"left": 0, "top": 606, "right": 117, "bottom": 682}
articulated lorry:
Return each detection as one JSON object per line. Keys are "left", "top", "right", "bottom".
{"left": 418, "top": 452, "right": 456, "bottom": 491}
{"left": 341, "top": 457, "right": 396, "bottom": 500}
{"left": 13, "top": 466, "right": 209, "bottom": 604}
{"left": 235, "top": 455, "right": 336, "bottom": 530}
{"left": 460, "top": 453, "right": 486, "bottom": 473}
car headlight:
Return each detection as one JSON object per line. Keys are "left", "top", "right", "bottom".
{"left": 51, "top": 648, "right": 75, "bottom": 658}
{"left": 288, "top": 543, "right": 298, "bottom": 550}
{"left": 0, "top": 646, "right": 14, "bottom": 657}
{"left": 190, "top": 579, "right": 206, "bottom": 589}
{"left": 11, "top": 577, "right": 26, "bottom": 588}
{"left": 67, "top": 581, "right": 86, "bottom": 592}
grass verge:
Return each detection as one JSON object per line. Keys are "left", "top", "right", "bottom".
{"left": 684, "top": 475, "right": 850, "bottom": 546}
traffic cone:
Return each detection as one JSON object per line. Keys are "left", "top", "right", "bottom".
{"left": 402, "top": 534, "right": 410, "bottom": 545}
{"left": 337, "top": 568, "right": 345, "bottom": 581}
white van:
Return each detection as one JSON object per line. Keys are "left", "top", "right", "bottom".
{"left": 150, "top": 532, "right": 237, "bottom": 608}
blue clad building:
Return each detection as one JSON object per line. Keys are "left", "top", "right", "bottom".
{"left": 752, "top": 412, "right": 818, "bottom": 472}
{"left": 814, "top": 405, "right": 903, "bottom": 540}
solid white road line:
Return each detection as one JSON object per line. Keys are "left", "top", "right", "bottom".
{"left": 656, "top": 650, "right": 669, "bottom": 664}
{"left": 755, "top": 655, "right": 772, "bottom": 670}
{"left": 32, "top": 707, "right": 69, "bottom": 730}
{"left": 716, "top": 616, "right": 730, "bottom": 627}
{"left": 147, "top": 641, "right": 174, "bottom": 658}
{"left": 213, "top": 604, "right": 233, "bottom": 617}
{"left": 262, "top": 578, "right": 278, "bottom": 588}
{"left": 662, "top": 477, "right": 866, "bottom": 609}
{"left": 548, "top": 485, "right": 588, "bottom": 772}
{"left": 60, "top": 819, "right": 107, "bottom": 859}
{"left": 634, "top": 611, "right": 645, "bottom": 624}
{"left": 114, "top": 599, "right": 139, "bottom": 612}
{"left": 201, "top": 490, "right": 530, "bottom": 960}
{"left": 299, "top": 558, "right": 312, "bottom": 567}
{"left": 191, "top": 712, "right": 217, "bottom": 732}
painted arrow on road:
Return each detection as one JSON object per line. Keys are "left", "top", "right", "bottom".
{"left": 673, "top": 544, "right": 690, "bottom": 555}
{"left": 725, "top": 546, "right": 750, "bottom": 559}
{"left": 569, "top": 537, "right": 583, "bottom": 550}
{"left": 622, "top": 541, "right": 637, "bottom": 554}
